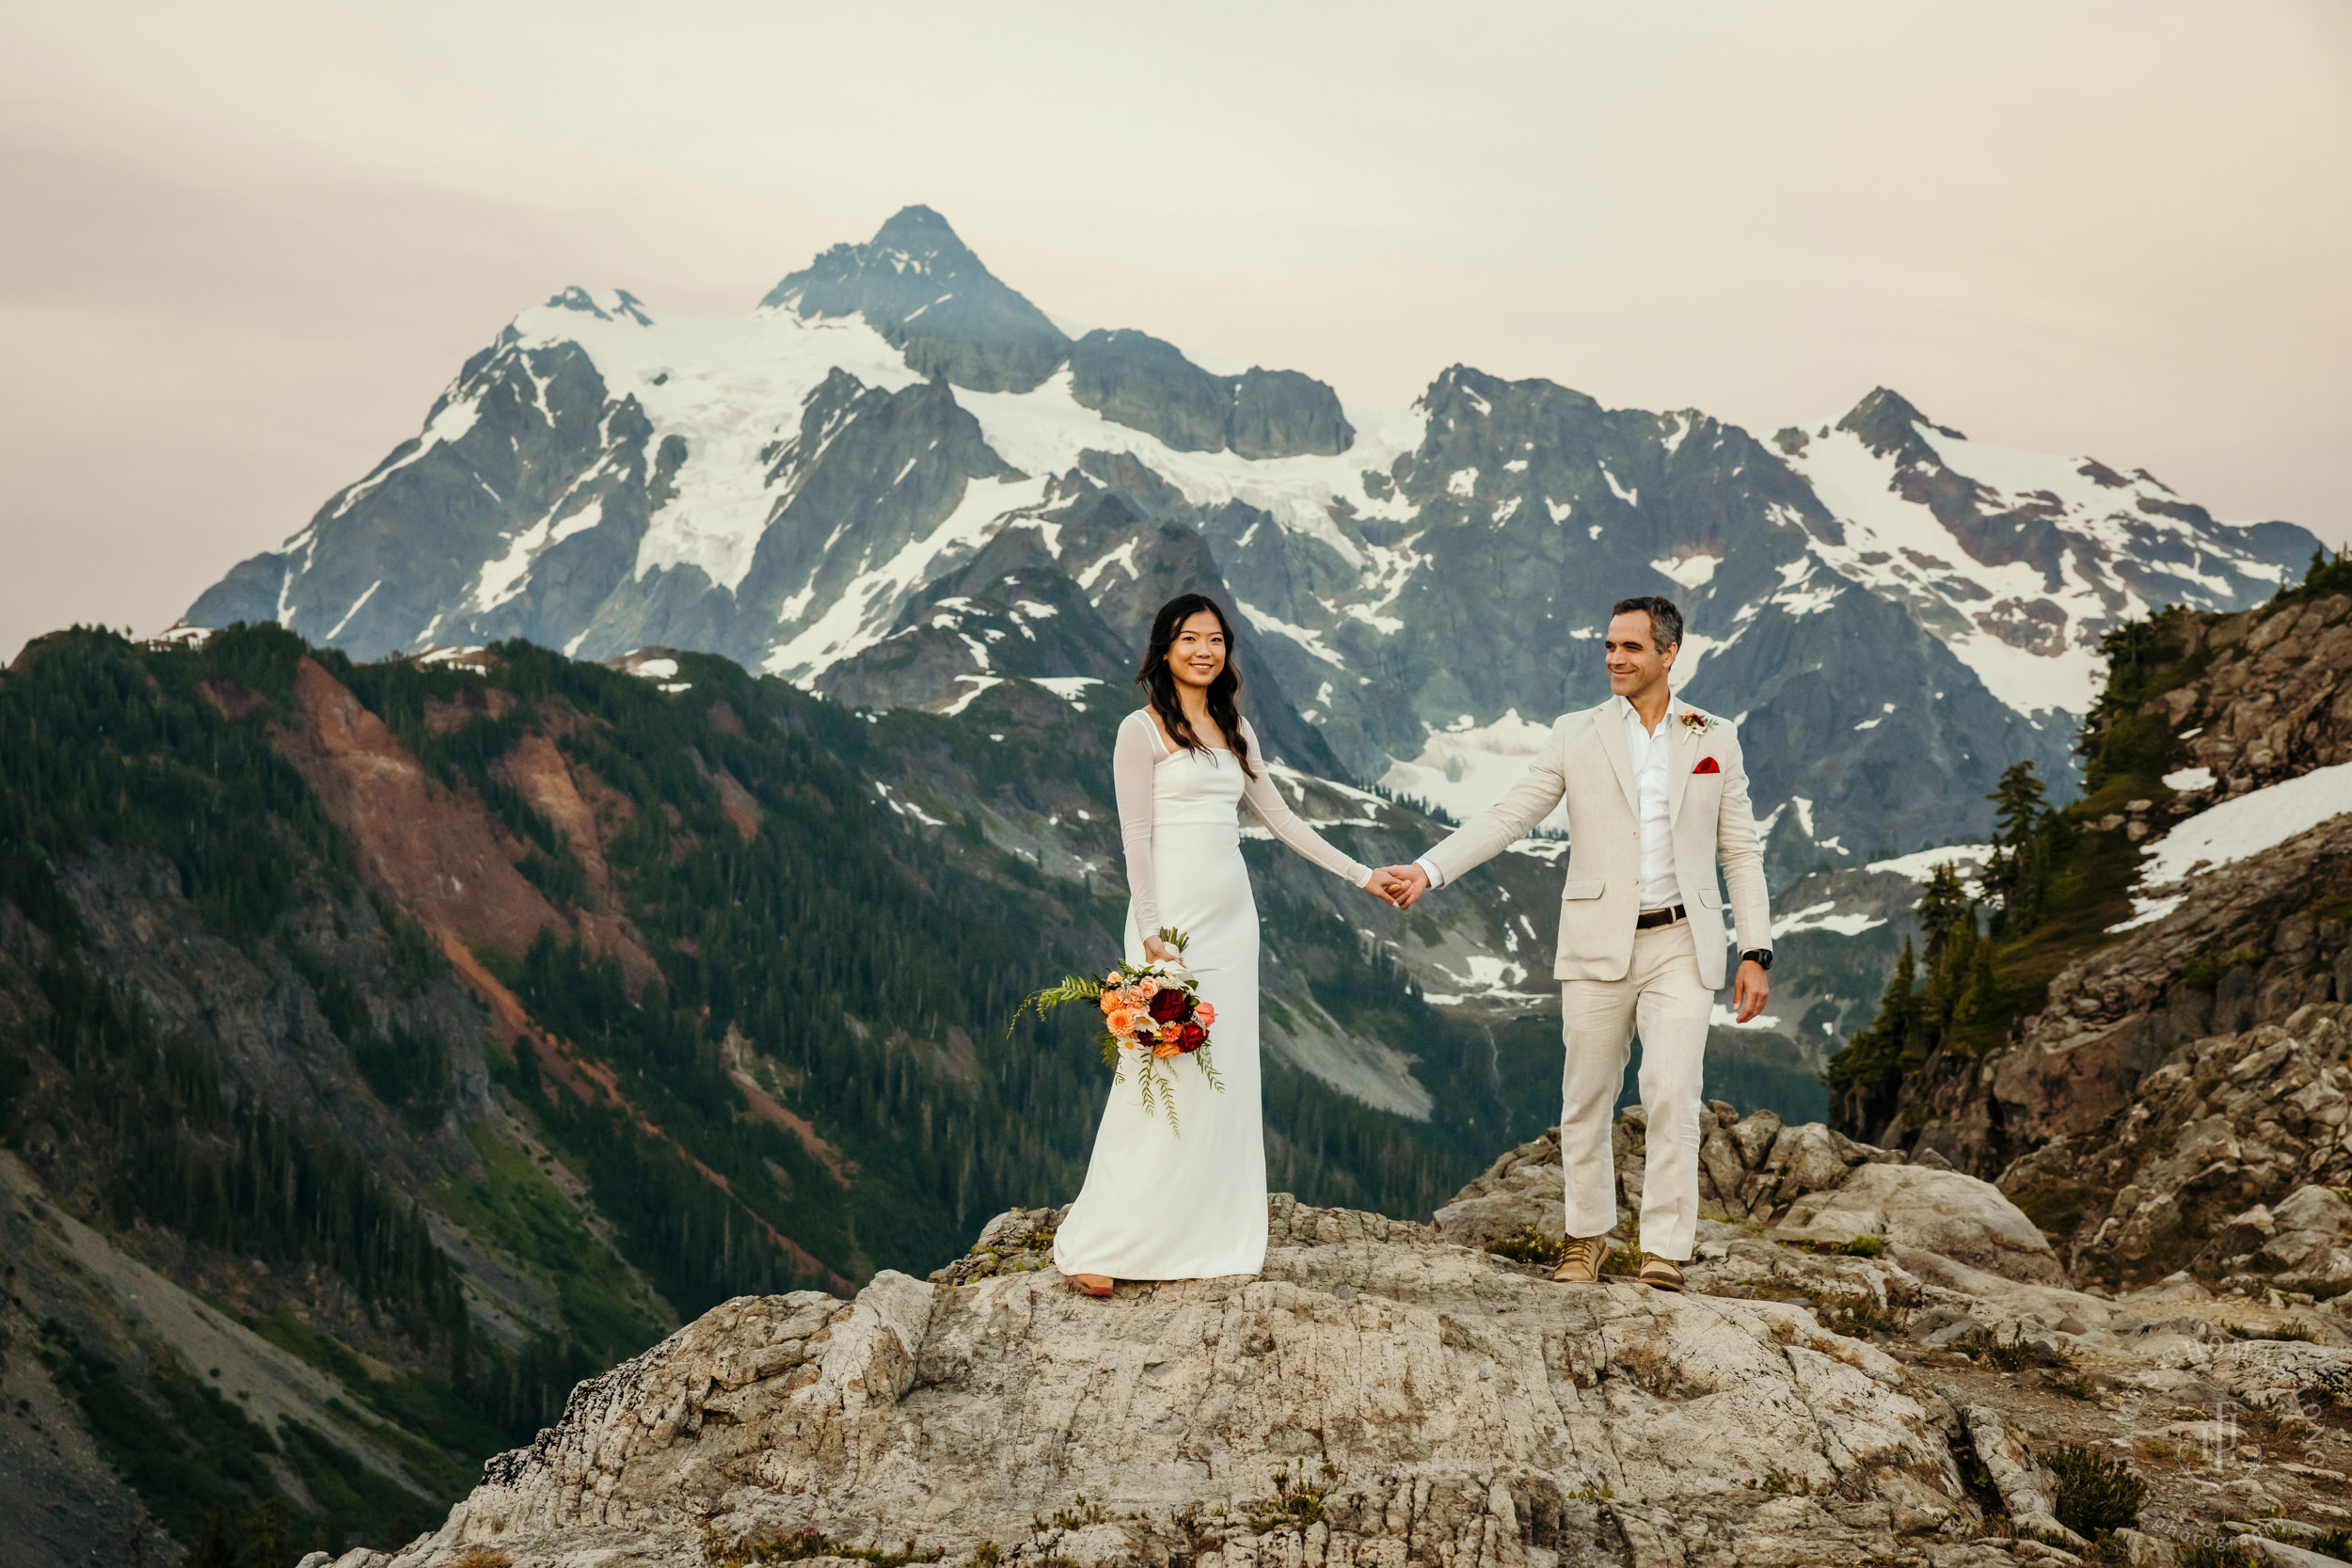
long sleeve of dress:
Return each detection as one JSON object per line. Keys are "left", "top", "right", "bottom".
{"left": 1113, "top": 712, "right": 1162, "bottom": 945}
{"left": 1238, "top": 721, "right": 1375, "bottom": 889}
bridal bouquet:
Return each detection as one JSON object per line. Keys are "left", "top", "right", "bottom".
{"left": 1009, "top": 927, "right": 1222, "bottom": 1133}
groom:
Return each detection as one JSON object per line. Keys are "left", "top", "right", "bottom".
{"left": 1377, "top": 595, "right": 1772, "bottom": 1291}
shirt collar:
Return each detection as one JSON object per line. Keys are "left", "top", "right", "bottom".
{"left": 1613, "top": 692, "right": 1686, "bottom": 733}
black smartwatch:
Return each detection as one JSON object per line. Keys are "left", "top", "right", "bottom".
{"left": 1740, "top": 949, "right": 1773, "bottom": 971}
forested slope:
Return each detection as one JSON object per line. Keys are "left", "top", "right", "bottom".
{"left": 0, "top": 624, "right": 1568, "bottom": 1564}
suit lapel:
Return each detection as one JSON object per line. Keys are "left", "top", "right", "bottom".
{"left": 1595, "top": 701, "right": 1637, "bottom": 816}
{"left": 1668, "top": 710, "right": 1697, "bottom": 823}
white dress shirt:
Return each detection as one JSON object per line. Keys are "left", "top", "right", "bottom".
{"left": 1620, "top": 692, "right": 1684, "bottom": 910}
{"left": 1417, "top": 692, "right": 1688, "bottom": 902}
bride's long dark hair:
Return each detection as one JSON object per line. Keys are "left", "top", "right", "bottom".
{"left": 1137, "top": 593, "right": 1256, "bottom": 781}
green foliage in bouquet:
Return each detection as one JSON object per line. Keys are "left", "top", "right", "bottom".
{"left": 1009, "top": 928, "right": 1223, "bottom": 1134}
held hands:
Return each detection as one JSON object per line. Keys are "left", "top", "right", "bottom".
{"left": 1142, "top": 934, "right": 1179, "bottom": 965}
{"left": 1365, "top": 864, "right": 1431, "bottom": 911}
{"left": 1733, "top": 958, "right": 1772, "bottom": 1024}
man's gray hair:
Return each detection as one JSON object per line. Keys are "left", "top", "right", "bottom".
{"left": 1612, "top": 594, "right": 1684, "bottom": 651}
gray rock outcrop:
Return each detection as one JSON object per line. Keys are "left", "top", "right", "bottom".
{"left": 379, "top": 1197, "right": 1973, "bottom": 1567}
{"left": 1999, "top": 1003, "right": 2352, "bottom": 1291}
{"left": 1433, "top": 1109, "right": 2064, "bottom": 1284}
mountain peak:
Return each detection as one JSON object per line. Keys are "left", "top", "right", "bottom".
{"left": 867, "top": 203, "right": 971, "bottom": 261}
{"left": 545, "top": 287, "right": 653, "bottom": 325}
{"left": 759, "top": 206, "right": 1069, "bottom": 394}
{"left": 1836, "top": 387, "right": 1965, "bottom": 455}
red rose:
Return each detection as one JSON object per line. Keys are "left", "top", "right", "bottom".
{"left": 1149, "top": 989, "right": 1188, "bottom": 1023}
{"left": 1177, "top": 1022, "right": 1207, "bottom": 1052}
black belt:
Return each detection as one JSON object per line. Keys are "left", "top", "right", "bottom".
{"left": 1635, "top": 905, "right": 1687, "bottom": 930}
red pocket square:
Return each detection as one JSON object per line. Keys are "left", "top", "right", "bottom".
{"left": 1692, "top": 756, "right": 1721, "bottom": 775}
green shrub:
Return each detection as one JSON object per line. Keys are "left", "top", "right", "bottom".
{"left": 2042, "top": 1443, "right": 2145, "bottom": 1536}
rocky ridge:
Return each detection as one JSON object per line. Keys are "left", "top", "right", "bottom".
{"left": 339, "top": 1087, "right": 2352, "bottom": 1568}
{"left": 1874, "top": 589, "right": 2352, "bottom": 1172}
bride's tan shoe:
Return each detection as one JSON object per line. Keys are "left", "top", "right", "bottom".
{"left": 1066, "top": 1273, "right": 1114, "bottom": 1298}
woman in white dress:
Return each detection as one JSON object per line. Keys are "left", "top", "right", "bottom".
{"left": 1054, "top": 594, "right": 1397, "bottom": 1296}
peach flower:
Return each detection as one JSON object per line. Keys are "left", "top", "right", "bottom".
{"left": 1105, "top": 1007, "right": 1141, "bottom": 1037}
{"left": 1151, "top": 1038, "right": 1184, "bottom": 1059}
{"left": 1196, "top": 1004, "right": 1216, "bottom": 1026}
{"left": 1099, "top": 990, "right": 1121, "bottom": 1016}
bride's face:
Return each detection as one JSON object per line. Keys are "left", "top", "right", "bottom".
{"left": 1167, "top": 610, "right": 1228, "bottom": 692}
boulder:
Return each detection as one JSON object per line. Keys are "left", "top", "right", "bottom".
{"left": 1763, "top": 1122, "right": 1855, "bottom": 1207}
{"left": 1789, "top": 1164, "right": 2069, "bottom": 1286}
{"left": 2262, "top": 1184, "right": 2352, "bottom": 1290}
{"left": 1435, "top": 1116, "right": 1912, "bottom": 1244}
{"left": 1430, "top": 1126, "right": 1565, "bottom": 1244}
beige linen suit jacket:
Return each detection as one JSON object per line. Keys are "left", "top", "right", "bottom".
{"left": 1422, "top": 701, "right": 1772, "bottom": 990}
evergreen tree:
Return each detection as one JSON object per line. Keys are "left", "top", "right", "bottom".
{"left": 1981, "top": 762, "right": 2053, "bottom": 935}
{"left": 1916, "top": 863, "right": 1975, "bottom": 967}
{"left": 186, "top": 1510, "right": 235, "bottom": 1568}
{"left": 1825, "top": 939, "right": 1918, "bottom": 1135}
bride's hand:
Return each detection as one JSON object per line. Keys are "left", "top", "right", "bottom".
{"left": 1142, "top": 934, "right": 1178, "bottom": 965}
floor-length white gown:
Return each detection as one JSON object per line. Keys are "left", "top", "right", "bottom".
{"left": 1053, "top": 710, "right": 1375, "bottom": 1280}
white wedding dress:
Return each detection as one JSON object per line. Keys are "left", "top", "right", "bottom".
{"left": 1053, "top": 710, "right": 1375, "bottom": 1280}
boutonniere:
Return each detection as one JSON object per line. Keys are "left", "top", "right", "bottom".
{"left": 1677, "top": 710, "right": 1715, "bottom": 736}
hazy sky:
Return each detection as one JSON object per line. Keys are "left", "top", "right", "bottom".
{"left": 4, "top": 2, "right": 2347, "bottom": 661}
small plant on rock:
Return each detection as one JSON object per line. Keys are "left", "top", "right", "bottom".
{"left": 710, "top": 1528, "right": 945, "bottom": 1566}
{"left": 2041, "top": 1443, "right": 2146, "bottom": 1536}
{"left": 2243, "top": 1402, "right": 2318, "bottom": 1446}
{"left": 1750, "top": 1466, "right": 1816, "bottom": 1497}
{"left": 1817, "top": 1294, "right": 1913, "bottom": 1338}
{"left": 1037, "top": 1495, "right": 1108, "bottom": 1533}
{"left": 1957, "top": 1324, "right": 2075, "bottom": 1372}
{"left": 1248, "top": 1463, "right": 1338, "bottom": 1535}
{"left": 1484, "top": 1227, "right": 1567, "bottom": 1269}
{"left": 2045, "top": 1370, "right": 2099, "bottom": 1402}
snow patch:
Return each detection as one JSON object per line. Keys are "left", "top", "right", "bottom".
{"left": 1650, "top": 554, "right": 1719, "bottom": 590}
{"left": 1864, "top": 843, "right": 1994, "bottom": 881}
{"left": 1775, "top": 901, "right": 1888, "bottom": 938}
{"left": 1379, "top": 711, "right": 1567, "bottom": 832}
{"left": 2111, "top": 763, "right": 2352, "bottom": 930}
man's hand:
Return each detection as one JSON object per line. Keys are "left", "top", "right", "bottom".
{"left": 1374, "top": 864, "right": 1432, "bottom": 911}
{"left": 1733, "top": 958, "right": 1771, "bottom": 1023}
{"left": 1142, "top": 934, "right": 1178, "bottom": 964}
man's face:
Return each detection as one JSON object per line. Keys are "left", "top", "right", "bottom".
{"left": 1604, "top": 611, "right": 1677, "bottom": 697}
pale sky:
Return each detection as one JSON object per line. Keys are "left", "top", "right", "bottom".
{"left": 4, "top": 1, "right": 2347, "bottom": 662}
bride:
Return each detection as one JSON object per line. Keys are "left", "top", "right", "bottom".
{"left": 1053, "top": 594, "right": 1398, "bottom": 1296}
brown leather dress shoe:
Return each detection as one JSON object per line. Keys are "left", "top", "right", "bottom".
{"left": 1637, "top": 1257, "right": 1686, "bottom": 1291}
{"left": 1549, "top": 1236, "right": 1613, "bottom": 1283}
{"left": 1065, "top": 1273, "right": 1114, "bottom": 1298}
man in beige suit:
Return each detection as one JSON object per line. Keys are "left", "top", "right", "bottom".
{"left": 1378, "top": 595, "right": 1772, "bottom": 1291}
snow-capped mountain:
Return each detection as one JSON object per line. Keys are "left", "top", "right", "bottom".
{"left": 187, "top": 205, "right": 2316, "bottom": 875}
